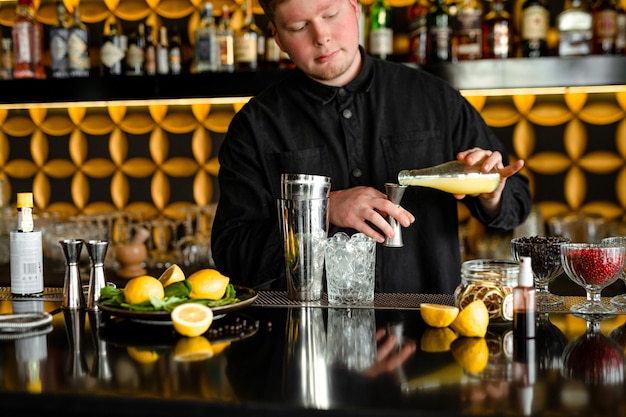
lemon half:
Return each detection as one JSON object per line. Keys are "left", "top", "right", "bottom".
{"left": 171, "top": 303, "right": 214, "bottom": 337}
{"left": 450, "top": 299, "right": 489, "bottom": 338}
{"left": 420, "top": 303, "right": 460, "bottom": 328}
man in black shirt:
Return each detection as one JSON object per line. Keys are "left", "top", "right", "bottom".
{"left": 211, "top": 0, "right": 532, "bottom": 293}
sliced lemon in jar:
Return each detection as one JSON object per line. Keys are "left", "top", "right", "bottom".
{"left": 420, "top": 303, "right": 460, "bottom": 327}
{"left": 481, "top": 288, "right": 505, "bottom": 319}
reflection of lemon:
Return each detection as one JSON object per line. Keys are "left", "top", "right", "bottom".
{"left": 158, "top": 264, "right": 186, "bottom": 287}
{"left": 173, "top": 336, "right": 214, "bottom": 362}
{"left": 187, "top": 269, "right": 230, "bottom": 300}
{"left": 420, "top": 327, "right": 458, "bottom": 352}
{"left": 450, "top": 337, "right": 489, "bottom": 374}
{"left": 420, "top": 303, "right": 460, "bottom": 328}
{"left": 171, "top": 303, "right": 214, "bottom": 337}
{"left": 127, "top": 346, "right": 160, "bottom": 363}
{"left": 124, "top": 275, "right": 165, "bottom": 304}
{"left": 450, "top": 299, "right": 489, "bottom": 337}
{"left": 211, "top": 341, "right": 231, "bottom": 355}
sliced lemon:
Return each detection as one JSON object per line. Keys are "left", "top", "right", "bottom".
{"left": 124, "top": 275, "right": 164, "bottom": 304}
{"left": 420, "top": 303, "right": 460, "bottom": 328}
{"left": 173, "top": 336, "right": 214, "bottom": 362}
{"left": 420, "top": 327, "right": 458, "bottom": 352}
{"left": 450, "top": 299, "right": 489, "bottom": 338}
{"left": 171, "top": 302, "right": 214, "bottom": 337}
{"left": 450, "top": 337, "right": 489, "bottom": 374}
{"left": 187, "top": 269, "right": 230, "bottom": 300}
{"left": 158, "top": 264, "right": 186, "bottom": 287}
{"left": 127, "top": 346, "right": 160, "bottom": 363}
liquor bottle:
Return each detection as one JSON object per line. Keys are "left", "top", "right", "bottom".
{"left": 427, "top": 0, "right": 454, "bottom": 62}
{"left": 454, "top": 0, "right": 483, "bottom": 60}
{"left": 513, "top": 256, "right": 536, "bottom": 339}
{"left": 68, "top": 4, "right": 90, "bottom": 78}
{"left": 125, "top": 23, "right": 145, "bottom": 76}
{"left": 49, "top": 0, "right": 69, "bottom": 79}
{"left": 144, "top": 25, "right": 157, "bottom": 75}
{"left": 482, "top": 0, "right": 513, "bottom": 58}
{"left": 520, "top": 0, "right": 550, "bottom": 57}
{"left": 407, "top": 0, "right": 429, "bottom": 64}
{"left": 1, "top": 38, "right": 13, "bottom": 80}
{"left": 100, "top": 22, "right": 124, "bottom": 76}
{"left": 169, "top": 25, "right": 182, "bottom": 74}
{"left": 264, "top": 22, "right": 281, "bottom": 69}
{"left": 217, "top": 5, "right": 235, "bottom": 72}
{"left": 234, "top": 0, "right": 259, "bottom": 71}
{"left": 195, "top": 2, "right": 219, "bottom": 73}
{"left": 156, "top": 26, "right": 169, "bottom": 75}
{"left": 12, "top": 0, "right": 46, "bottom": 79}
{"left": 616, "top": 1, "right": 626, "bottom": 54}
{"left": 591, "top": 0, "right": 618, "bottom": 54}
{"left": 369, "top": 0, "right": 393, "bottom": 60}
{"left": 557, "top": 0, "right": 592, "bottom": 56}
{"left": 10, "top": 192, "right": 43, "bottom": 297}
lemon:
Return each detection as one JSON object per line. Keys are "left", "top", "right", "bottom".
{"left": 450, "top": 299, "right": 489, "bottom": 338}
{"left": 450, "top": 337, "right": 489, "bottom": 374}
{"left": 420, "top": 327, "right": 458, "bottom": 352}
{"left": 173, "top": 336, "right": 214, "bottom": 362}
{"left": 171, "top": 302, "right": 214, "bottom": 337}
{"left": 127, "top": 346, "right": 160, "bottom": 364}
{"left": 187, "top": 268, "right": 230, "bottom": 300}
{"left": 158, "top": 263, "right": 186, "bottom": 287}
{"left": 420, "top": 303, "right": 460, "bottom": 328}
{"left": 124, "top": 275, "right": 165, "bottom": 304}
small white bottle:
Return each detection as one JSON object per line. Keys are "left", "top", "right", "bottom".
{"left": 513, "top": 256, "right": 536, "bottom": 339}
{"left": 10, "top": 192, "right": 44, "bottom": 296}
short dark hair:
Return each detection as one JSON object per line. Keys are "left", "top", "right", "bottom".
{"left": 257, "top": 0, "right": 285, "bottom": 23}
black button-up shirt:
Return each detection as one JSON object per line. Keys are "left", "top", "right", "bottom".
{"left": 212, "top": 49, "right": 531, "bottom": 294}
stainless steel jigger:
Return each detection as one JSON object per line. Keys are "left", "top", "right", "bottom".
{"left": 60, "top": 239, "right": 85, "bottom": 310}
{"left": 85, "top": 240, "right": 109, "bottom": 311}
{"left": 383, "top": 183, "right": 408, "bottom": 248}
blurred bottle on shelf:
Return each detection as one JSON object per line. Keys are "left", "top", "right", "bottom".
{"left": 482, "top": 0, "right": 513, "bottom": 58}
{"left": 234, "top": 0, "right": 259, "bottom": 70}
{"left": 125, "top": 23, "right": 145, "bottom": 76}
{"left": 454, "top": 0, "right": 483, "bottom": 60}
{"left": 591, "top": 0, "right": 618, "bottom": 54}
{"left": 217, "top": 5, "right": 235, "bottom": 72}
{"left": 616, "top": 1, "right": 626, "bottom": 54}
{"left": 427, "top": 0, "right": 454, "bottom": 62}
{"left": 49, "top": 0, "right": 69, "bottom": 79}
{"left": 407, "top": 0, "right": 429, "bottom": 64}
{"left": 557, "top": 0, "right": 592, "bottom": 56}
{"left": 369, "top": 0, "right": 394, "bottom": 60}
{"left": 12, "top": 0, "right": 45, "bottom": 79}
{"left": 156, "top": 26, "right": 169, "bottom": 75}
{"left": 1, "top": 38, "right": 13, "bottom": 80}
{"left": 264, "top": 22, "right": 281, "bottom": 69}
{"left": 195, "top": 2, "right": 219, "bottom": 72}
{"left": 168, "top": 25, "right": 182, "bottom": 74}
{"left": 100, "top": 22, "right": 124, "bottom": 76}
{"left": 520, "top": 0, "right": 550, "bottom": 56}
{"left": 68, "top": 4, "right": 90, "bottom": 77}
{"left": 144, "top": 25, "right": 157, "bottom": 75}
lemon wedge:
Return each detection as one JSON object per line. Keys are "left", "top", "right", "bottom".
{"left": 420, "top": 303, "right": 460, "bottom": 328}
{"left": 158, "top": 264, "right": 186, "bottom": 287}
{"left": 450, "top": 299, "right": 489, "bottom": 338}
{"left": 171, "top": 303, "right": 214, "bottom": 337}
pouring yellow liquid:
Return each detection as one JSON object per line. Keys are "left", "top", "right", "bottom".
{"left": 398, "top": 161, "right": 501, "bottom": 194}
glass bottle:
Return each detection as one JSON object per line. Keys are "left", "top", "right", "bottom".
{"left": 195, "top": 2, "right": 219, "bottom": 73}
{"left": 427, "top": 0, "right": 454, "bottom": 63}
{"left": 454, "top": 0, "right": 483, "bottom": 60}
{"left": 234, "top": 0, "right": 259, "bottom": 71}
{"left": 49, "top": 0, "right": 69, "bottom": 79}
{"left": 397, "top": 160, "right": 501, "bottom": 194}
{"left": 12, "top": 0, "right": 45, "bottom": 79}
{"left": 407, "top": 0, "right": 429, "bottom": 64}
{"left": 513, "top": 257, "right": 537, "bottom": 339}
{"left": 591, "top": 0, "right": 618, "bottom": 54}
{"left": 520, "top": 0, "right": 550, "bottom": 57}
{"left": 264, "top": 22, "right": 281, "bottom": 69}
{"left": 369, "top": 0, "right": 393, "bottom": 60}
{"left": 557, "top": 0, "right": 592, "bottom": 56}
{"left": 616, "top": 0, "right": 626, "bottom": 54}
{"left": 168, "top": 25, "right": 182, "bottom": 74}
{"left": 144, "top": 24, "right": 157, "bottom": 75}
{"left": 10, "top": 192, "right": 44, "bottom": 297}
{"left": 68, "top": 4, "right": 90, "bottom": 78}
{"left": 217, "top": 5, "right": 235, "bottom": 72}
{"left": 100, "top": 22, "right": 124, "bottom": 76}
{"left": 156, "top": 26, "right": 169, "bottom": 75}
{"left": 482, "top": 0, "right": 513, "bottom": 58}
{"left": 1, "top": 38, "right": 13, "bottom": 80}
{"left": 125, "top": 23, "right": 145, "bottom": 76}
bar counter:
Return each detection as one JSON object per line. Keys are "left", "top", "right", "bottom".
{"left": 1, "top": 281, "right": 626, "bottom": 417}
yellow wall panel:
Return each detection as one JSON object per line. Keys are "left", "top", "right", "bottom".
{"left": 31, "top": 131, "right": 49, "bottom": 165}
{"left": 42, "top": 160, "right": 76, "bottom": 178}
{"left": 82, "top": 159, "right": 117, "bottom": 178}
{"left": 578, "top": 102, "right": 625, "bottom": 125}
{"left": 564, "top": 167, "right": 586, "bottom": 209}
{"left": 526, "top": 152, "right": 571, "bottom": 174}
{"left": 578, "top": 152, "right": 623, "bottom": 174}
{"left": 72, "top": 172, "right": 90, "bottom": 209}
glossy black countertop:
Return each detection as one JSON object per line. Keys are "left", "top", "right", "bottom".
{"left": 0, "top": 286, "right": 626, "bottom": 417}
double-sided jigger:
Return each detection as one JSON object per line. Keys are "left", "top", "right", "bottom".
{"left": 60, "top": 239, "right": 85, "bottom": 310}
{"left": 383, "top": 183, "right": 408, "bottom": 248}
{"left": 86, "top": 240, "right": 109, "bottom": 311}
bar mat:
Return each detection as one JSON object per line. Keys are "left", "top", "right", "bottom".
{"left": 0, "top": 287, "right": 63, "bottom": 302}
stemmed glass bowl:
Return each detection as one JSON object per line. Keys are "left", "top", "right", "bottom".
{"left": 560, "top": 243, "right": 626, "bottom": 315}
{"left": 511, "top": 236, "right": 571, "bottom": 308}
{"left": 601, "top": 236, "right": 626, "bottom": 308}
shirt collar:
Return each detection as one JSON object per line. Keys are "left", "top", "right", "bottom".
{"left": 295, "top": 46, "right": 375, "bottom": 105}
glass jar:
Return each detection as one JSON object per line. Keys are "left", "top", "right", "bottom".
{"left": 454, "top": 259, "right": 518, "bottom": 323}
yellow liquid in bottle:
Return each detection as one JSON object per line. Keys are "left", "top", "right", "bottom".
{"left": 398, "top": 174, "right": 500, "bottom": 194}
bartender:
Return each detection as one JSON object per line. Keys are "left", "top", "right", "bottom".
{"left": 211, "top": 0, "right": 532, "bottom": 293}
